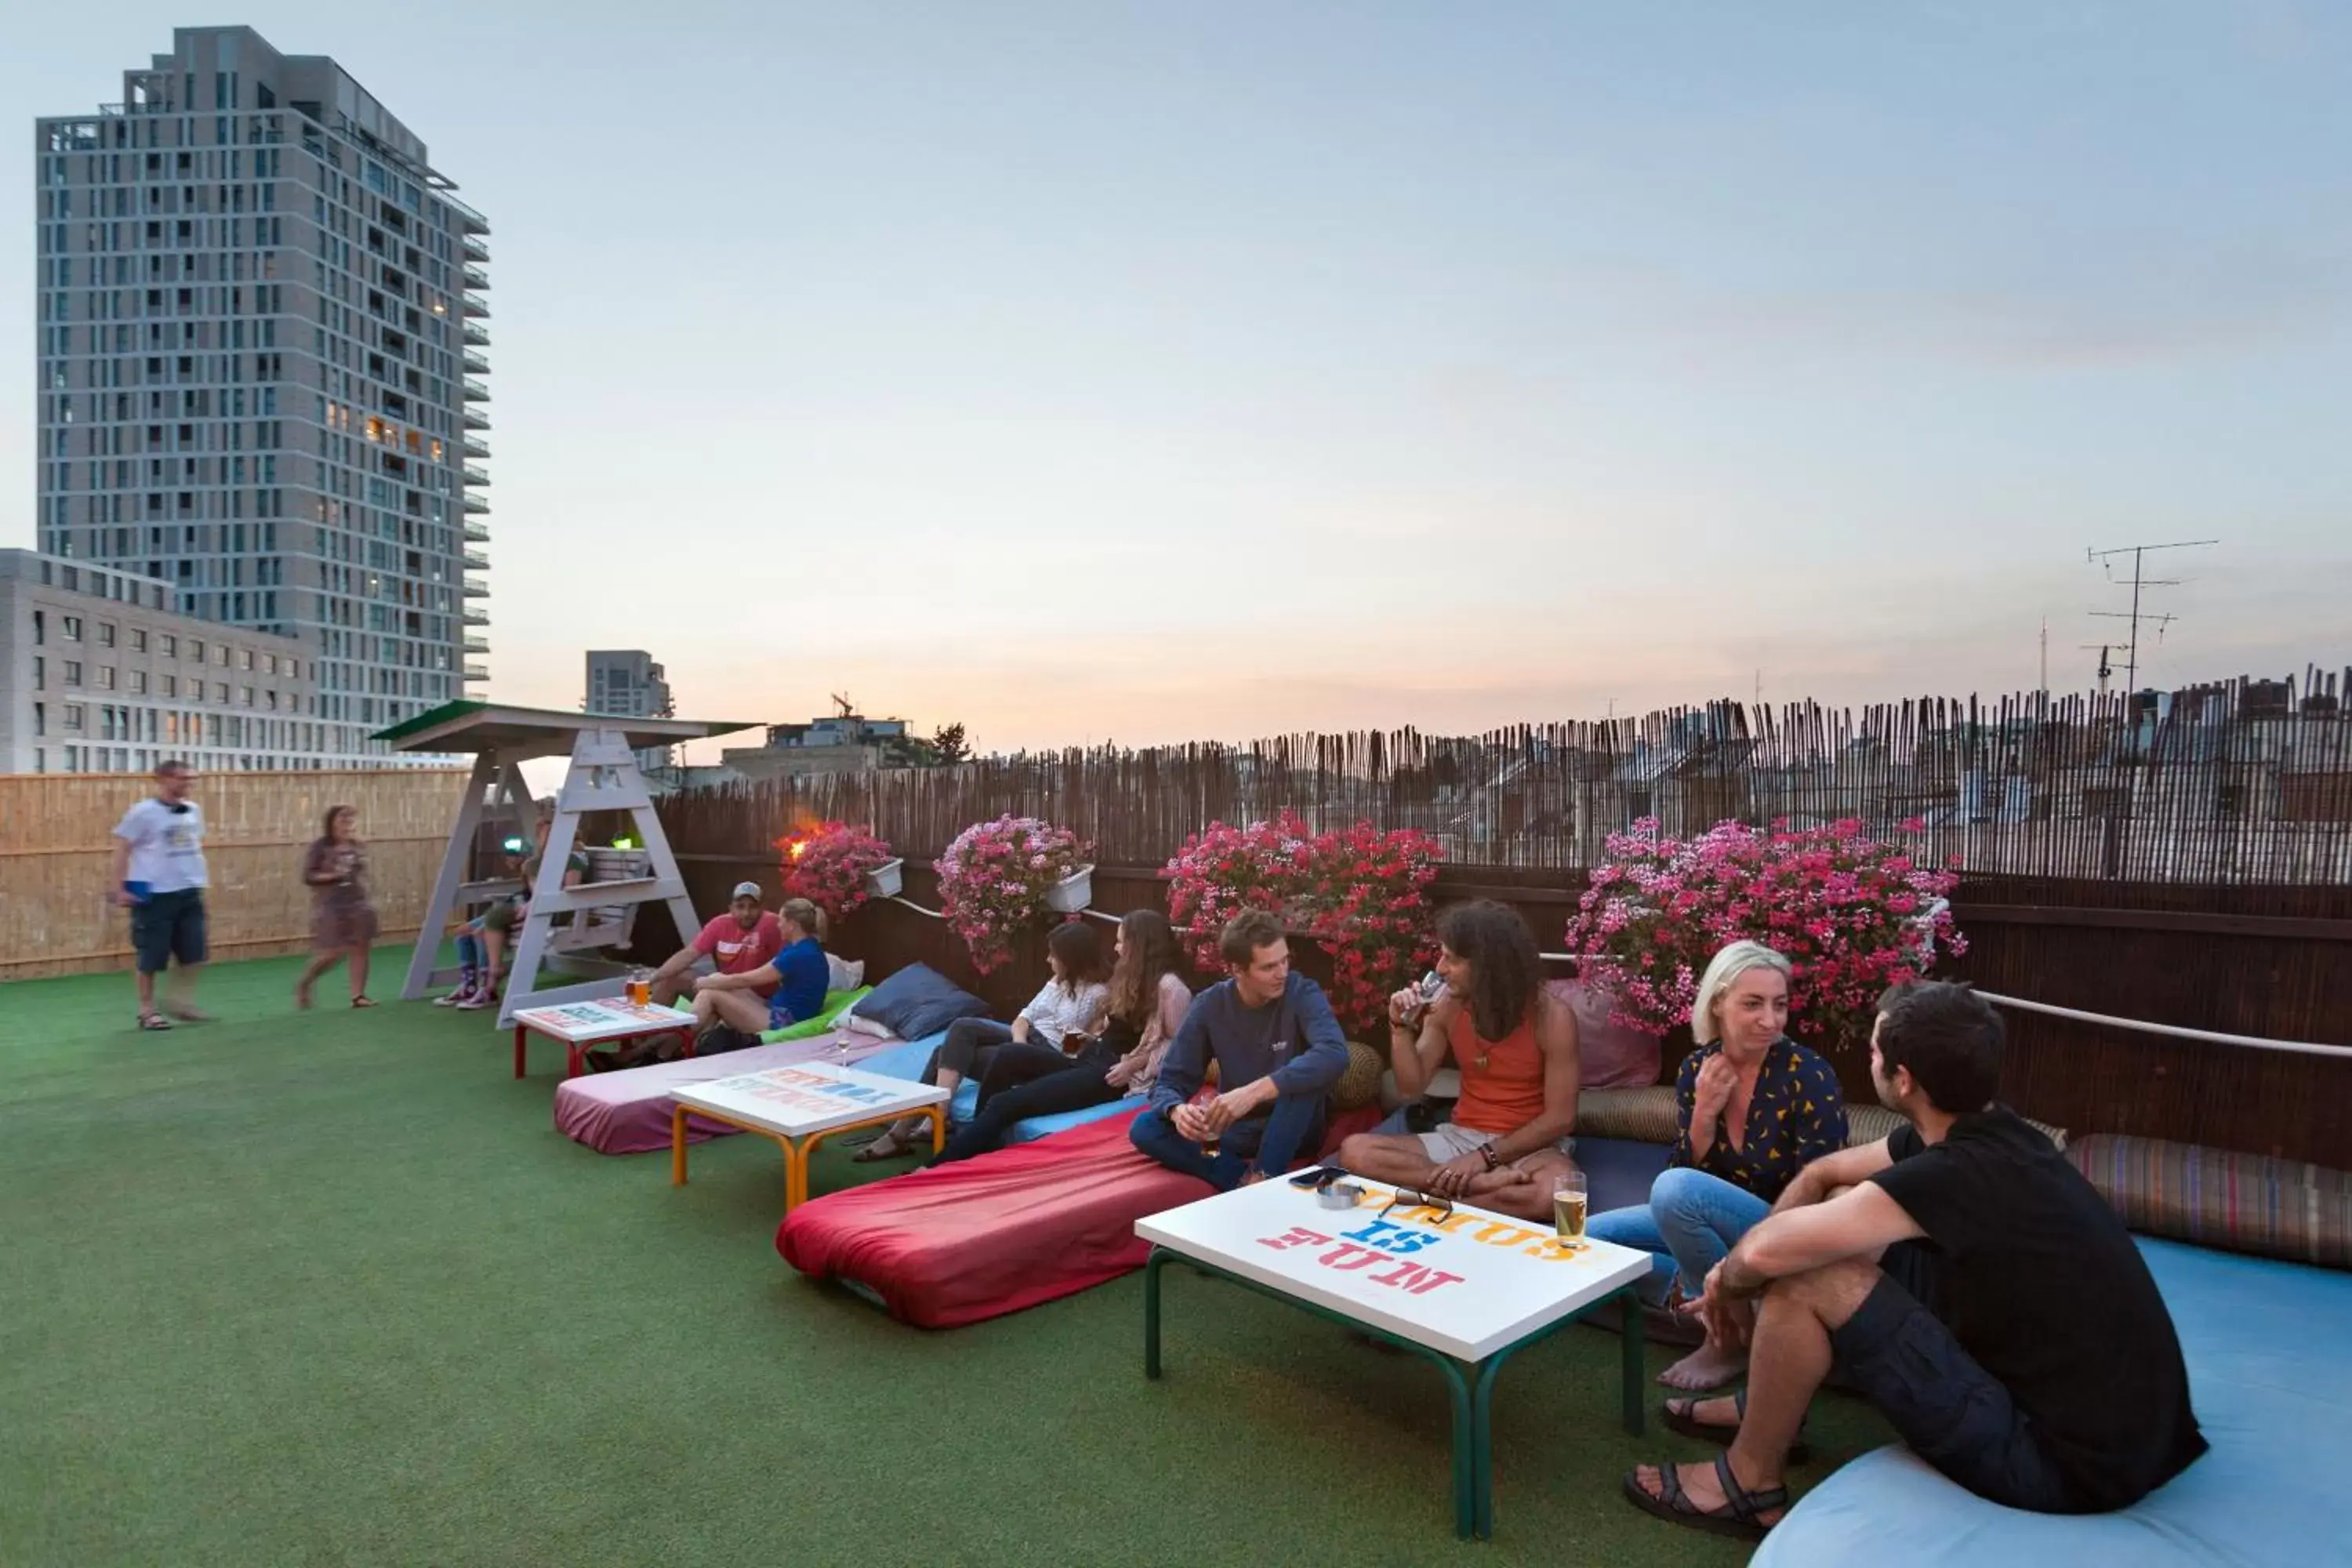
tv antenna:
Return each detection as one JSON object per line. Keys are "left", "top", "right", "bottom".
{"left": 2085, "top": 539, "right": 2216, "bottom": 695}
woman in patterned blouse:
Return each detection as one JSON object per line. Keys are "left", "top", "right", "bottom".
{"left": 1586, "top": 940, "right": 1848, "bottom": 1390}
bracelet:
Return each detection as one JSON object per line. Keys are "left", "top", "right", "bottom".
{"left": 1479, "top": 1146, "right": 1501, "bottom": 1171}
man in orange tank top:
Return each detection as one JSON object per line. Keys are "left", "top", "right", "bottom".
{"left": 1335, "top": 901, "right": 1581, "bottom": 1222}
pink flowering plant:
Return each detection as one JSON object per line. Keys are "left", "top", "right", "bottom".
{"left": 1162, "top": 813, "right": 1443, "bottom": 1031}
{"left": 935, "top": 814, "right": 1089, "bottom": 973}
{"left": 1563, "top": 817, "right": 1965, "bottom": 1052}
{"left": 774, "top": 819, "right": 895, "bottom": 923}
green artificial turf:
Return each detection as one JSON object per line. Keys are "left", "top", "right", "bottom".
{"left": 0, "top": 949, "right": 1890, "bottom": 1567}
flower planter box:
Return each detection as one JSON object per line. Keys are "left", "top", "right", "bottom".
{"left": 862, "top": 858, "right": 905, "bottom": 899}
{"left": 1044, "top": 863, "right": 1094, "bottom": 913}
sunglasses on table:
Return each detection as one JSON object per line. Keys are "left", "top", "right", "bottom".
{"left": 1380, "top": 1189, "right": 1454, "bottom": 1224}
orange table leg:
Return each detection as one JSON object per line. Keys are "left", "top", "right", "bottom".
{"left": 784, "top": 1138, "right": 808, "bottom": 1210}
{"left": 927, "top": 1105, "right": 946, "bottom": 1153}
{"left": 671, "top": 1102, "right": 691, "bottom": 1185}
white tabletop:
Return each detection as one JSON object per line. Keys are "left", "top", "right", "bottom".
{"left": 1135, "top": 1177, "right": 1651, "bottom": 1363}
{"left": 671, "top": 1061, "right": 949, "bottom": 1139}
{"left": 510, "top": 999, "right": 695, "bottom": 1044}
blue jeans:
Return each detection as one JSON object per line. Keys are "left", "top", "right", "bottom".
{"left": 1130, "top": 1093, "right": 1325, "bottom": 1192}
{"left": 1584, "top": 1166, "right": 1771, "bottom": 1305}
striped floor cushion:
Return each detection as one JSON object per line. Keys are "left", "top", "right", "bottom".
{"left": 2069, "top": 1133, "right": 2352, "bottom": 1270}
{"left": 1577, "top": 1089, "right": 2067, "bottom": 1153}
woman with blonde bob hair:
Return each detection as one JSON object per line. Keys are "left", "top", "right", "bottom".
{"left": 1585, "top": 938, "right": 1849, "bottom": 1390}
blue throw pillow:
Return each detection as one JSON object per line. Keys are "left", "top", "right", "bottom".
{"left": 848, "top": 962, "right": 993, "bottom": 1041}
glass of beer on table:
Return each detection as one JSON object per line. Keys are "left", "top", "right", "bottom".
{"left": 1550, "top": 1171, "right": 1588, "bottom": 1251}
{"left": 626, "top": 968, "right": 652, "bottom": 1007}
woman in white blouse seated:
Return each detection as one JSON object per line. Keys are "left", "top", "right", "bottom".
{"left": 932, "top": 909, "right": 1192, "bottom": 1164}
{"left": 856, "top": 919, "right": 1109, "bottom": 1161}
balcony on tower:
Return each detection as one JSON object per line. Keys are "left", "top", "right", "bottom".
{"left": 463, "top": 635, "right": 490, "bottom": 654}
{"left": 463, "top": 322, "right": 491, "bottom": 347}
{"left": 462, "top": 407, "right": 491, "bottom": 431}
{"left": 463, "top": 550, "right": 489, "bottom": 570}
{"left": 462, "top": 235, "right": 490, "bottom": 265}
{"left": 462, "top": 437, "right": 492, "bottom": 460}
{"left": 463, "top": 466, "right": 491, "bottom": 488}
{"left": 463, "top": 576, "right": 490, "bottom": 598}
{"left": 463, "top": 495, "right": 491, "bottom": 515}
{"left": 463, "top": 266, "right": 491, "bottom": 291}
{"left": 463, "top": 521, "right": 491, "bottom": 543}
{"left": 461, "top": 378, "right": 491, "bottom": 402}
{"left": 463, "top": 662, "right": 490, "bottom": 683}
{"left": 462, "top": 292, "right": 490, "bottom": 318}
{"left": 463, "top": 607, "right": 490, "bottom": 626}
{"left": 463, "top": 350, "right": 491, "bottom": 376}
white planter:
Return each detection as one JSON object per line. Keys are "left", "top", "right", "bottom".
{"left": 1044, "top": 863, "right": 1094, "bottom": 913}
{"left": 863, "top": 858, "right": 905, "bottom": 898}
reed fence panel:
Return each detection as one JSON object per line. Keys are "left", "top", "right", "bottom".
{"left": 0, "top": 769, "right": 469, "bottom": 979}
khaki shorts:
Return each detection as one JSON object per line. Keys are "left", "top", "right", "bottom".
{"left": 1415, "top": 1123, "right": 1575, "bottom": 1163}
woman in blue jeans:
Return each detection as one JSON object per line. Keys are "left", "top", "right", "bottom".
{"left": 1586, "top": 939, "right": 1847, "bottom": 1390}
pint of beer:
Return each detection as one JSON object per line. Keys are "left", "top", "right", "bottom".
{"left": 1551, "top": 1172, "right": 1588, "bottom": 1250}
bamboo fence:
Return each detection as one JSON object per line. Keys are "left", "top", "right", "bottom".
{"left": 0, "top": 769, "right": 468, "bottom": 979}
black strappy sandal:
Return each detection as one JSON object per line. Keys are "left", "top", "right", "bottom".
{"left": 137, "top": 1011, "right": 173, "bottom": 1031}
{"left": 1621, "top": 1451, "right": 1788, "bottom": 1542}
{"left": 1660, "top": 1388, "right": 1813, "bottom": 1465}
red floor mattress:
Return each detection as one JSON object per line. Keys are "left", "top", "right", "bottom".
{"left": 777, "top": 1105, "right": 1381, "bottom": 1328}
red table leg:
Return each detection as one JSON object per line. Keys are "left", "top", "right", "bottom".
{"left": 513, "top": 1024, "right": 528, "bottom": 1079}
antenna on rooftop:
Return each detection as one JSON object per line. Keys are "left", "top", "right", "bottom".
{"left": 2085, "top": 539, "right": 2216, "bottom": 694}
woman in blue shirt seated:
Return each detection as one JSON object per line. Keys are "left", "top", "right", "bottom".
{"left": 689, "top": 896, "right": 830, "bottom": 1053}
{"left": 1585, "top": 939, "right": 1847, "bottom": 1390}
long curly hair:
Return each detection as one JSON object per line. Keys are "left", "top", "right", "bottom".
{"left": 1107, "top": 909, "right": 1180, "bottom": 1027}
{"left": 1436, "top": 899, "right": 1541, "bottom": 1045}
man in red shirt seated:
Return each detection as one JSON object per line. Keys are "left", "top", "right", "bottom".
{"left": 648, "top": 881, "right": 782, "bottom": 1007}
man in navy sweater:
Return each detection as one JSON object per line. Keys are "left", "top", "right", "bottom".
{"left": 1132, "top": 909, "right": 1351, "bottom": 1190}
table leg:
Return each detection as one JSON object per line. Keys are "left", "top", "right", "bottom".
{"left": 1143, "top": 1247, "right": 1170, "bottom": 1379}
{"left": 926, "top": 1105, "right": 946, "bottom": 1153}
{"left": 566, "top": 1044, "right": 583, "bottom": 1079}
{"left": 1619, "top": 1287, "right": 1646, "bottom": 1435}
{"left": 670, "top": 1103, "right": 691, "bottom": 1185}
{"left": 1442, "top": 1357, "right": 1477, "bottom": 1540}
{"left": 512, "top": 1024, "right": 527, "bottom": 1080}
{"left": 784, "top": 1137, "right": 808, "bottom": 1210}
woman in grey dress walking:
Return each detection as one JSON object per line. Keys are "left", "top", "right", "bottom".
{"left": 295, "top": 804, "right": 380, "bottom": 1008}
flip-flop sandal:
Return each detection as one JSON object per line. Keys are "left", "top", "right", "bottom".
{"left": 851, "top": 1133, "right": 914, "bottom": 1163}
{"left": 137, "top": 1012, "right": 174, "bottom": 1031}
{"left": 1661, "top": 1389, "right": 1812, "bottom": 1465}
{"left": 1621, "top": 1451, "right": 1788, "bottom": 1543}
{"left": 350, "top": 996, "right": 378, "bottom": 1009}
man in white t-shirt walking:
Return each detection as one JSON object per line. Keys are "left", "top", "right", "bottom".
{"left": 110, "top": 759, "right": 212, "bottom": 1030}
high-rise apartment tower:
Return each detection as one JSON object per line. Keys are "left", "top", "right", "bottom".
{"left": 33, "top": 26, "right": 490, "bottom": 759}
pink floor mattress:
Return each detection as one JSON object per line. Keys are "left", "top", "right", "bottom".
{"left": 551, "top": 1032, "right": 922, "bottom": 1156}
{"left": 776, "top": 1103, "right": 1384, "bottom": 1328}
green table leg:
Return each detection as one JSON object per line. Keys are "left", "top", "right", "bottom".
{"left": 1439, "top": 1356, "right": 1476, "bottom": 1541}
{"left": 1619, "top": 1287, "right": 1646, "bottom": 1435}
{"left": 1144, "top": 1247, "right": 1169, "bottom": 1380}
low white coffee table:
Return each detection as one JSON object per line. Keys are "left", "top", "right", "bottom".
{"left": 670, "top": 1062, "right": 949, "bottom": 1214}
{"left": 1136, "top": 1177, "right": 1651, "bottom": 1540}
{"left": 509, "top": 998, "right": 697, "bottom": 1080}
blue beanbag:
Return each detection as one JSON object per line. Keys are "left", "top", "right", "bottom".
{"left": 846, "top": 963, "right": 992, "bottom": 1043}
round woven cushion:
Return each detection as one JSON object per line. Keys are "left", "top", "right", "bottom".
{"left": 1332, "top": 1040, "right": 1386, "bottom": 1111}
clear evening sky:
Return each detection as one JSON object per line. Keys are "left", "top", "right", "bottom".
{"left": 7, "top": 4, "right": 2349, "bottom": 761}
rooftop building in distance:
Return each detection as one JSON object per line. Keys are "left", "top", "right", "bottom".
{"left": 585, "top": 648, "right": 673, "bottom": 775}
{"left": 0, "top": 546, "right": 423, "bottom": 774}
{"left": 720, "top": 695, "right": 912, "bottom": 782}
{"left": 32, "top": 26, "right": 492, "bottom": 760}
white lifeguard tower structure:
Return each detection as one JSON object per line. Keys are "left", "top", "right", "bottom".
{"left": 373, "top": 699, "right": 757, "bottom": 1025}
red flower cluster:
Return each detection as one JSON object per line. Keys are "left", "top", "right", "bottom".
{"left": 1162, "top": 813, "right": 1443, "bottom": 1031}
{"left": 773, "top": 820, "right": 896, "bottom": 923}
{"left": 1562, "top": 817, "right": 1965, "bottom": 1052}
